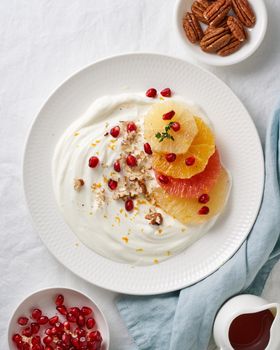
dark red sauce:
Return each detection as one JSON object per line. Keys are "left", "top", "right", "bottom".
{"left": 229, "top": 309, "right": 274, "bottom": 350}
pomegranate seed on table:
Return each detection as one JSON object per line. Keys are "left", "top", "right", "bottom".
{"left": 31, "top": 308, "right": 42, "bottom": 320}
{"left": 108, "top": 178, "right": 118, "bottom": 190}
{"left": 165, "top": 153, "right": 176, "bottom": 162}
{"left": 86, "top": 317, "right": 96, "bottom": 329}
{"left": 198, "top": 206, "right": 210, "bottom": 215}
{"left": 22, "top": 327, "right": 32, "bottom": 337}
{"left": 145, "top": 88, "right": 157, "bottom": 98}
{"left": 30, "top": 322, "right": 40, "bottom": 334}
{"left": 160, "top": 88, "right": 172, "bottom": 97}
{"left": 162, "top": 110, "right": 175, "bottom": 120}
{"left": 125, "top": 198, "right": 134, "bottom": 212}
{"left": 171, "top": 122, "right": 180, "bottom": 132}
{"left": 198, "top": 193, "right": 210, "bottom": 204}
{"left": 76, "top": 314, "right": 85, "bottom": 327}
{"left": 126, "top": 154, "right": 137, "bottom": 167}
{"left": 45, "top": 327, "right": 52, "bottom": 335}
{"left": 110, "top": 125, "right": 120, "bottom": 138}
{"left": 38, "top": 315, "right": 49, "bottom": 325}
{"left": 69, "top": 307, "right": 80, "bottom": 318}
{"left": 63, "top": 321, "right": 71, "bottom": 330}
{"left": 66, "top": 312, "right": 77, "bottom": 323}
{"left": 185, "top": 156, "right": 195, "bottom": 166}
{"left": 12, "top": 334, "right": 22, "bottom": 343}
{"left": 56, "top": 305, "right": 67, "bottom": 315}
{"left": 144, "top": 142, "right": 152, "bottom": 155}
{"left": 81, "top": 306, "right": 93, "bottom": 316}
{"left": 113, "top": 160, "right": 121, "bottom": 172}
{"left": 18, "top": 316, "right": 29, "bottom": 326}
{"left": 43, "top": 335, "right": 53, "bottom": 345}
{"left": 48, "top": 315, "right": 58, "bottom": 326}
{"left": 127, "top": 122, "right": 137, "bottom": 132}
{"left": 88, "top": 156, "right": 99, "bottom": 168}
{"left": 158, "top": 174, "right": 169, "bottom": 184}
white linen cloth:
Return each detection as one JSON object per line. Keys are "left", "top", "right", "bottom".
{"left": 0, "top": 1, "right": 280, "bottom": 349}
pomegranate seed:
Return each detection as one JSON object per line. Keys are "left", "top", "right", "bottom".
{"left": 198, "top": 194, "right": 210, "bottom": 204}
{"left": 31, "top": 336, "right": 41, "bottom": 345}
{"left": 38, "top": 316, "right": 49, "bottom": 325}
{"left": 160, "top": 88, "right": 172, "bottom": 97}
{"left": 66, "top": 312, "right": 77, "bottom": 323}
{"left": 171, "top": 122, "right": 180, "bottom": 132}
{"left": 79, "top": 336, "right": 87, "bottom": 345}
{"left": 165, "top": 153, "right": 176, "bottom": 162}
{"left": 12, "top": 334, "right": 22, "bottom": 343}
{"left": 31, "top": 309, "right": 42, "bottom": 320}
{"left": 88, "top": 156, "right": 99, "bottom": 168}
{"left": 31, "top": 345, "right": 41, "bottom": 350}
{"left": 162, "top": 110, "right": 175, "bottom": 120}
{"left": 45, "top": 347, "right": 54, "bottom": 350}
{"left": 49, "top": 316, "right": 58, "bottom": 326}
{"left": 30, "top": 322, "right": 40, "bottom": 334}
{"left": 55, "top": 294, "right": 64, "bottom": 306}
{"left": 185, "top": 156, "right": 195, "bottom": 166}
{"left": 81, "top": 306, "right": 93, "bottom": 316}
{"left": 15, "top": 340, "right": 23, "bottom": 349}
{"left": 108, "top": 179, "right": 118, "bottom": 190}
{"left": 110, "top": 126, "right": 120, "bottom": 138}
{"left": 62, "top": 333, "right": 71, "bottom": 345}
{"left": 71, "top": 337, "right": 80, "bottom": 347}
{"left": 76, "top": 315, "right": 85, "bottom": 327}
{"left": 144, "top": 142, "right": 152, "bottom": 155}
{"left": 127, "top": 122, "right": 137, "bottom": 132}
{"left": 45, "top": 328, "right": 52, "bottom": 335}
{"left": 198, "top": 206, "right": 210, "bottom": 215}
{"left": 125, "top": 198, "right": 134, "bottom": 212}
{"left": 126, "top": 154, "right": 137, "bottom": 167}
{"left": 88, "top": 331, "right": 102, "bottom": 342}
{"left": 113, "top": 160, "right": 121, "bottom": 172}
{"left": 75, "top": 327, "right": 86, "bottom": 338}
{"left": 43, "top": 335, "right": 53, "bottom": 345}
{"left": 63, "top": 321, "right": 71, "bottom": 330}
{"left": 86, "top": 317, "right": 96, "bottom": 329}
{"left": 22, "top": 344, "right": 30, "bottom": 350}
{"left": 158, "top": 174, "right": 169, "bottom": 184}
{"left": 69, "top": 307, "right": 80, "bottom": 318}
{"left": 145, "top": 88, "right": 157, "bottom": 98}
{"left": 22, "top": 327, "right": 32, "bottom": 337}
{"left": 55, "top": 322, "right": 64, "bottom": 332}
{"left": 18, "top": 316, "right": 29, "bottom": 326}
{"left": 56, "top": 305, "right": 67, "bottom": 316}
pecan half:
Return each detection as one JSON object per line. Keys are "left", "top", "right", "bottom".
{"left": 200, "top": 27, "right": 231, "bottom": 53}
{"left": 145, "top": 211, "right": 163, "bottom": 225}
{"left": 183, "top": 12, "right": 204, "bottom": 44}
{"left": 227, "top": 16, "right": 246, "bottom": 42}
{"left": 217, "top": 36, "right": 242, "bottom": 56}
{"left": 191, "top": 0, "right": 211, "bottom": 24}
{"left": 203, "top": 0, "right": 231, "bottom": 27}
{"left": 204, "top": 16, "right": 229, "bottom": 36}
{"left": 232, "top": 0, "right": 255, "bottom": 27}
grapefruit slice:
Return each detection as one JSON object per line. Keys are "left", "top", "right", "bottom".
{"left": 152, "top": 167, "right": 230, "bottom": 225}
{"left": 144, "top": 100, "right": 198, "bottom": 154}
{"left": 152, "top": 117, "right": 215, "bottom": 179}
{"left": 155, "top": 150, "right": 221, "bottom": 199}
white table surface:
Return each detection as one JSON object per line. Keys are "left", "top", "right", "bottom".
{"left": 1, "top": 1, "right": 280, "bottom": 349}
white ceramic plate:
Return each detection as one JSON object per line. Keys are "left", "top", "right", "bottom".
{"left": 8, "top": 287, "right": 109, "bottom": 349}
{"left": 23, "top": 53, "right": 264, "bottom": 295}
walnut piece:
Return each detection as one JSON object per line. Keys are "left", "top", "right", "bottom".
{"left": 74, "top": 178, "right": 84, "bottom": 191}
{"left": 145, "top": 209, "right": 163, "bottom": 226}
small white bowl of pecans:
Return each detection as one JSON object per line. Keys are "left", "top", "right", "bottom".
{"left": 175, "top": 0, "right": 267, "bottom": 66}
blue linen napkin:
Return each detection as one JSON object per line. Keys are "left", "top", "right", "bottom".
{"left": 117, "top": 105, "right": 280, "bottom": 350}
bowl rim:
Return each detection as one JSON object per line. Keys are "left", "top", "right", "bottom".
{"left": 7, "top": 286, "right": 110, "bottom": 349}
{"left": 174, "top": 0, "right": 268, "bottom": 66}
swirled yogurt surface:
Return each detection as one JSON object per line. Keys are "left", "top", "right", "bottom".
{"left": 53, "top": 93, "right": 227, "bottom": 265}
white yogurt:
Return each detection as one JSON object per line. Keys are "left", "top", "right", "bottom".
{"left": 52, "top": 93, "right": 224, "bottom": 265}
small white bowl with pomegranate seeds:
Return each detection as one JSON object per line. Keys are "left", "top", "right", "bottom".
{"left": 8, "top": 287, "right": 109, "bottom": 350}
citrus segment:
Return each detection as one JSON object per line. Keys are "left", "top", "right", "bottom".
{"left": 144, "top": 100, "right": 198, "bottom": 154}
{"left": 152, "top": 167, "right": 230, "bottom": 225}
{"left": 152, "top": 117, "right": 215, "bottom": 178}
{"left": 155, "top": 150, "right": 221, "bottom": 198}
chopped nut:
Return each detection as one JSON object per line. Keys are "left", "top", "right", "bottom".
{"left": 74, "top": 178, "right": 84, "bottom": 191}
{"left": 145, "top": 209, "right": 163, "bottom": 225}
